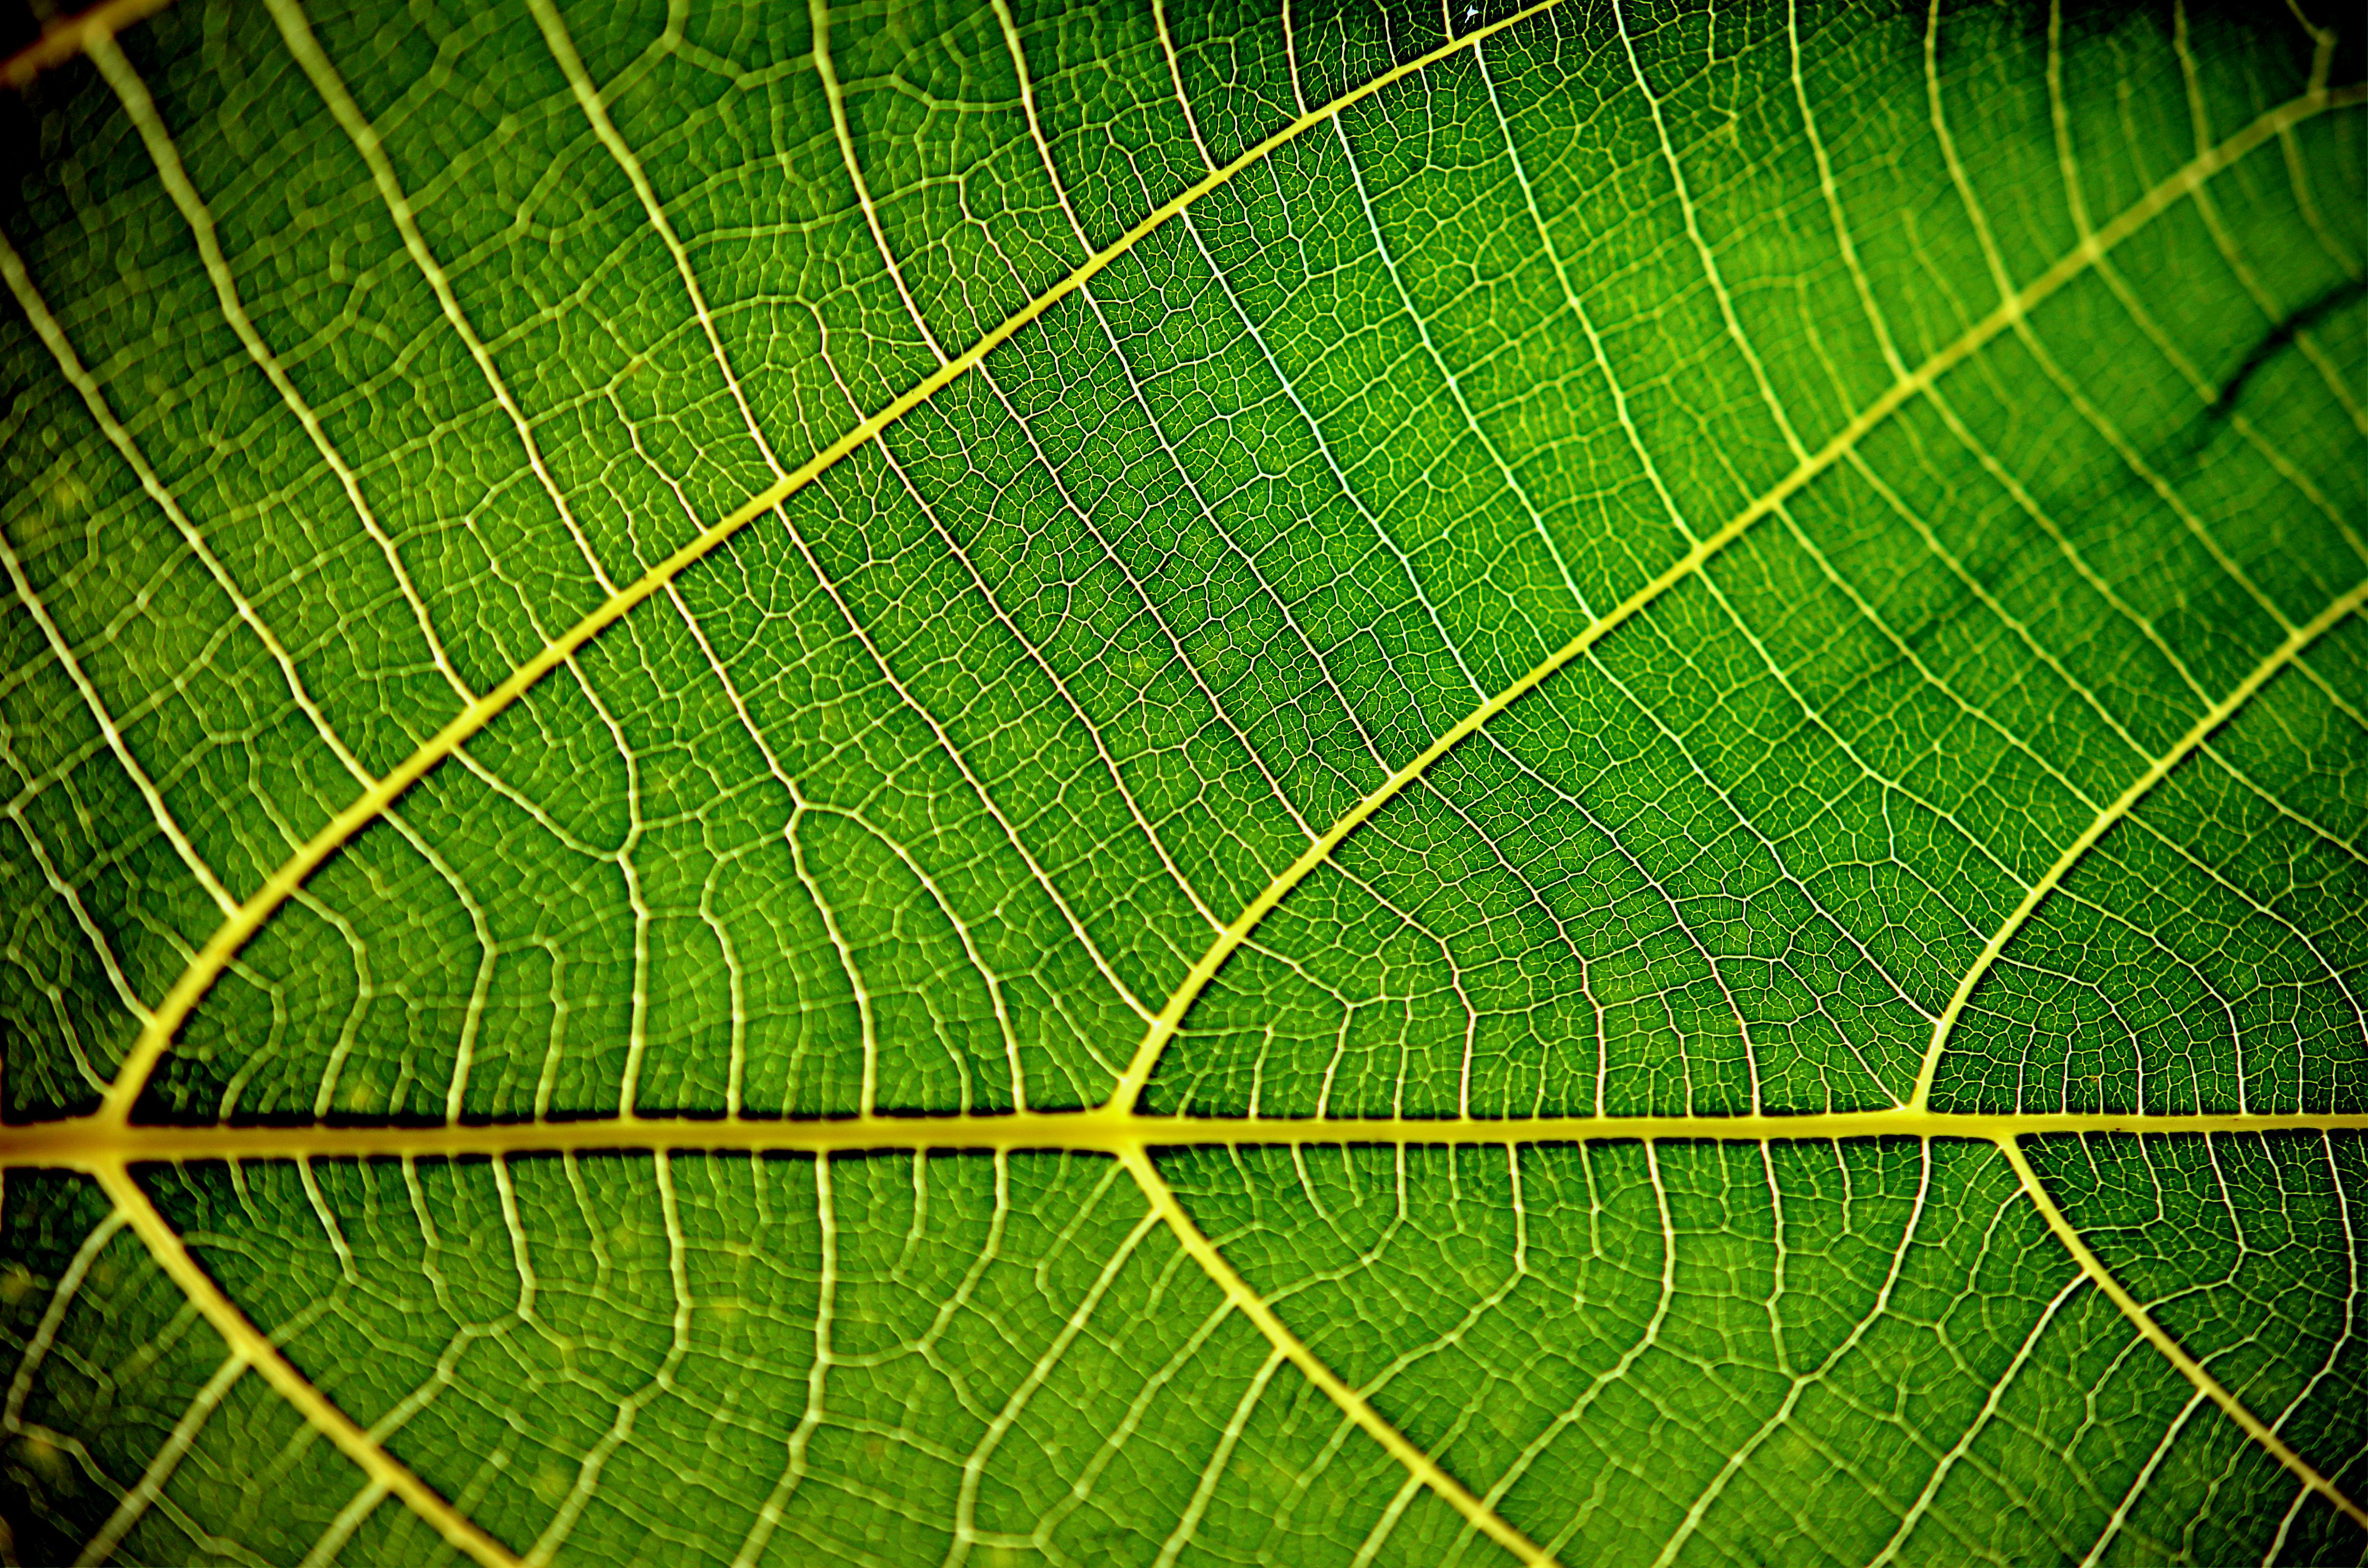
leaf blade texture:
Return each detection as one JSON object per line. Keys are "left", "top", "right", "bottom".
{"left": 0, "top": 0, "right": 2364, "bottom": 1564}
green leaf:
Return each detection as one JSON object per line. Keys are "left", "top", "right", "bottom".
{"left": 1, "top": 0, "right": 2363, "bottom": 1564}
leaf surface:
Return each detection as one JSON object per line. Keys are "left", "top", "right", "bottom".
{"left": 0, "top": 0, "right": 2364, "bottom": 1563}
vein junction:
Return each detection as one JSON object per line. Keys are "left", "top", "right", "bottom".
{"left": 3, "top": 1108, "right": 2366, "bottom": 1167}
{"left": 8, "top": 1104, "right": 2367, "bottom": 1557}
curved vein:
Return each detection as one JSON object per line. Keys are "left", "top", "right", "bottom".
{"left": 1109, "top": 78, "right": 2368, "bottom": 1114}
{"left": 89, "top": 0, "right": 1571, "bottom": 1124}
{"left": 1911, "top": 576, "right": 2368, "bottom": 1111}
{"left": 1997, "top": 1135, "right": 2368, "bottom": 1530}
{"left": 90, "top": 1161, "right": 522, "bottom": 1568}
{"left": 16, "top": 42, "right": 2360, "bottom": 1556}
{"left": 1116, "top": 1144, "right": 1562, "bottom": 1567}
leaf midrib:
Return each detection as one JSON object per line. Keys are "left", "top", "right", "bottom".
{"left": 6, "top": 14, "right": 2363, "bottom": 1564}
{"left": 5, "top": 1108, "right": 2368, "bottom": 1168}
{"left": 27, "top": 1098, "right": 2368, "bottom": 1568}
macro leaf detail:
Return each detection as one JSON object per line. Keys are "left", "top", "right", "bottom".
{"left": 0, "top": 0, "right": 2364, "bottom": 1564}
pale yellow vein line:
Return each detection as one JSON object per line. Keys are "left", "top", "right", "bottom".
{"left": 528, "top": 0, "right": 784, "bottom": 483}
{"left": 1151, "top": 0, "right": 1217, "bottom": 172}
{"left": 989, "top": 0, "right": 1096, "bottom": 256}
{"left": 2045, "top": 15, "right": 2362, "bottom": 561}
{"left": 814, "top": 0, "right": 1212, "bottom": 1022}
{"left": 809, "top": 0, "right": 950, "bottom": 365}
{"left": 3, "top": 1210, "right": 125, "bottom": 1430}
{"left": 1116, "top": 1143, "right": 1562, "bottom": 1568}
{"left": 1863, "top": 1271, "right": 2084, "bottom": 1568}
{"left": 89, "top": 26, "right": 477, "bottom": 710}
{"left": 1998, "top": 1135, "right": 2368, "bottom": 1530}
{"left": 1647, "top": 1139, "right": 1934, "bottom": 1568}
{"left": 1106, "top": 78, "right": 2368, "bottom": 1115}
{"left": 90, "top": 0, "right": 1574, "bottom": 1127}
{"left": 1154, "top": 1347, "right": 1285, "bottom": 1568}
{"left": 666, "top": 590, "right": 896, "bottom": 1115}
{"left": 296, "top": 1479, "right": 391, "bottom": 1568}
{"left": 723, "top": 1151, "right": 838, "bottom": 1568}
{"left": 2171, "top": 5, "right": 2368, "bottom": 445}
{"left": 75, "top": 1348, "right": 244, "bottom": 1567}
{"left": 2277, "top": 10, "right": 2359, "bottom": 281}
{"left": 1101, "top": 502, "right": 1765, "bottom": 1114}
{"left": 0, "top": 234, "right": 249, "bottom": 924}
{"left": 11, "top": 1108, "right": 2368, "bottom": 1169}
{"left": 946, "top": 1193, "right": 1160, "bottom": 1567}
{"left": 0, "top": 723, "right": 156, "bottom": 1041}
{"left": 0, "top": 0, "right": 175, "bottom": 88}
{"left": 0, "top": 465, "right": 235, "bottom": 925}
{"left": 1927, "top": 1, "right": 2295, "bottom": 639}
{"left": 262, "top": 0, "right": 625, "bottom": 600}
{"left": 1911, "top": 576, "right": 2368, "bottom": 1111}
{"left": 71, "top": 34, "right": 382, "bottom": 796}
{"left": 90, "top": 1161, "right": 522, "bottom": 1568}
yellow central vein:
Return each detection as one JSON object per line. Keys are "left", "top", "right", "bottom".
{"left": 91, "top": 0, "right": 1572, "bottom": 1127}
{"left": 1997, "top": 1136, "right": 2368, "bottom": 1530}
{"left": 1115, "top": 1144, "right": 1562, "bottom": 1568}
{"left": 9, "top": 1109, "right": 2366, "bottom": 1168}
{"left": 1912, "top": 576, "right": 2368, "bottom": 1110}
{"left": 89, "top": 1160, "right": 521, "bottom": 1568}
{"left": 1107, "top": 75, "right": 2363, "bottom": 1114}
{"left": 24, "top": 24, "right": 2363, "bottom": 1561}
{"left": 12, "top": 1110, "right": 2362, "bottom": 1566}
